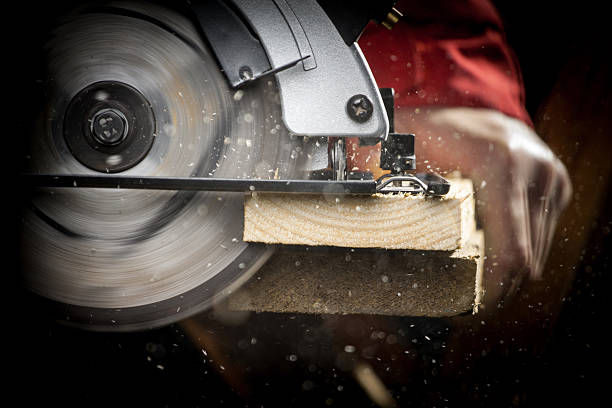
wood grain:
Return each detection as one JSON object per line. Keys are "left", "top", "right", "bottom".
{"left": 227, "top": 231, "right": 484, "bottom": 317}
{"left": 243, "top": 178, "right": 474, "bottom": 251}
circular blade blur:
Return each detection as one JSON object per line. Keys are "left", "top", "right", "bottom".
{"left": 20, "top": 2, "right": 299, "bottom": 330}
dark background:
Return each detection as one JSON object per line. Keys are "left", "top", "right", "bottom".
{"left": 9, "top": 1, "right": 611, "bottom": 406}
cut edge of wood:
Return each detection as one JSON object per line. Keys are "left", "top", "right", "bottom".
{"left": 464, "top": 230, "right": 485, "bottom": 314}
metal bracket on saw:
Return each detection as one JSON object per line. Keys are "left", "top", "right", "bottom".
{"left": 193, "top": 0, "right": 388, "bottom": 140}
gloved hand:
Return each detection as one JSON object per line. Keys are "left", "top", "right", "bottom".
{"left": 345, "top": 106, "right": 571, "bottom": 307}
{"left": 394, "top": 107, "right": 572, "bottom": 307}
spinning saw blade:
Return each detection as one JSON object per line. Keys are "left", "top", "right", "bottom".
{"left": 20, "top": 2, "right": 300, "bottom": 331}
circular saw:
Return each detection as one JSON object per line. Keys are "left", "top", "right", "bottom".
{"left": 21, "top": 1, "right": 303, "bottom": 331}
{"left": 19, "top": 0, "right": 449, "bottom": 331}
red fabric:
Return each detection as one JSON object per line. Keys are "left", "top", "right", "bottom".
{"left": 358, "top": 0, "right": 532, "bottom": 127}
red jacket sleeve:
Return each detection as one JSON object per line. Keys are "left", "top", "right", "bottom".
{"left": 359, "top": 0, "right": 532, "bottom": 127}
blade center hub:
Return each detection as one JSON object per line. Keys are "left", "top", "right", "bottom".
{"left": 91, "top": 108, "right": 129, "bottom": 146}
{"left": 63, "top": 81, "right": 156, "bottom": 173}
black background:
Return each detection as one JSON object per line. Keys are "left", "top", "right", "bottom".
{"left": 8, "top": 1, "right": 611, "bottom": 406}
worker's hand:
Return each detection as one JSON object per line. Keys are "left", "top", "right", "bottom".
{"left": 394, "top": 107, "right": 572, "bottom": 308}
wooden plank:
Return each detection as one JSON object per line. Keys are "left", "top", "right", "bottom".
{"left": 227, "top": 230, "right": 484, "bottom": 317}
{"left": 243, "top": 178, "right": 474, "bottom": 251}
